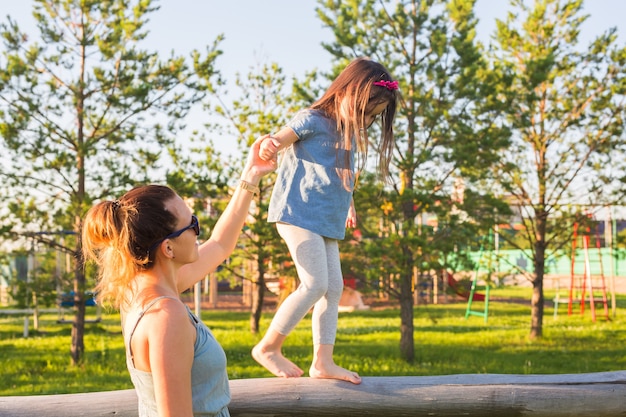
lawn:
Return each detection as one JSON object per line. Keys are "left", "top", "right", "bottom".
{"left": 1, "top": 288, "right": 625, "bottom": 396}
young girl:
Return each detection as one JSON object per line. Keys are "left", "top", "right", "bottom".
{"left": 82, "top": 138, "right": 275, "bottom": 417}
{"left": 253, "top": 57, "right": 398, "bottom": 384}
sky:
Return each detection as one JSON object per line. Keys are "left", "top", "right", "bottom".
{"left": 1, "top": 0, "right": 625, "bottom": 156}
{"left": 3, "top": 0, "right": 624, "bottom": 83}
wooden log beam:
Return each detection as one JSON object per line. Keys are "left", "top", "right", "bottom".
{"left": 1, "top": 372, "right": 625, "bottom": 416}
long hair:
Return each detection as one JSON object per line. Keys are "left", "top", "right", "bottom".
{"left": 311, "top": 57, "right": 398, "bottom": 190}
{"left": 82, "top": 185, "right": 178, "bottom": 308}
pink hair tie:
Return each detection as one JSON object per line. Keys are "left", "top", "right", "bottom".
{"left": 373, "top": 80, "right": 399, "bottom": 91}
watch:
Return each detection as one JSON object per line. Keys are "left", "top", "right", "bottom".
{"left": 239, "top": 180, "right": 260, "bottom": 195}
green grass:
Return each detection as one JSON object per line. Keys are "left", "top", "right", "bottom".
{"left": 2, "top": 292, "right": 626, "bottom": 396}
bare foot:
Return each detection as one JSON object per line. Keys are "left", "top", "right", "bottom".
{"left": 252, "top": 344, "right": 304, "bottom": 378}
{"left": 309, "top": 362, "right": 362, "bottom": 384}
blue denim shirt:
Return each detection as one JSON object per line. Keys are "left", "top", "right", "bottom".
{"left": 268, "top": 109, "right": 354, "bottom": 240}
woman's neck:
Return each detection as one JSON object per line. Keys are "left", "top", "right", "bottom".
{"left": 132, "top": 269, "right": 179, "bottom": 305}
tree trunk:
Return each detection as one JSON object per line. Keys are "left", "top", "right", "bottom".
{"left": 71, "top": 213, "right": 86, "bottom": 365}
{"left": 399, "top": 265, "right": 414, "bottom": 362}
{"left": 399, "top": 184, "right": 416, "bottom": 362}
{"left": 250, "top": 262, "right": 265, "bottom": 334}
{"left": 70, "top": 267, "right": 86, "bottom": 365}
{"left": 530, "top": 274, "right": 544, "bottom": 339}
{"left": 530, "top": 214, "right": 547, "bottom": 339}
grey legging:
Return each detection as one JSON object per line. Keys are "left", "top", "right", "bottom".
{"left": 269, "top": 222, "right": 344, "bottom": 345}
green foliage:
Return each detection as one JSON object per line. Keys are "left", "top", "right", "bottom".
{"left": 486, "top": 0, "right": 626, "bottom": 337}
{"left": 491, "top": 0, "right": 626, "bottom": 235}
{"left": 2, "top": 0, "right": 623, "bottom": 369}
{"left": 317, "top": 0, "right": 515, "bottom": 360}
{"left": 320, "top": 0, "right": 626, "bottom": 346}
{"left": 0, "top": 0, "right": 223, "bottom": 363}
{"left": 0, "top": 0, "right": 222, "bottom": 229}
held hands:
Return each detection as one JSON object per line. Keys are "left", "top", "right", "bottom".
{"left": 259, "top": 135, "right": 281, "bottom": 162}
{"left": 244, "top": 135, "right": 278, "bottom": 180}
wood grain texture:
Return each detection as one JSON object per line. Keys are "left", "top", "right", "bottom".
{"left": 1, "top": 372, "right": 625, "bottom": 416}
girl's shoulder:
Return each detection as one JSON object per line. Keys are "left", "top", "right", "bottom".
{"left": 288, "top": 108, "right": 335, "bottom": 135}
{"left": 291, "top": 108, "right": 333, "bottom": 122}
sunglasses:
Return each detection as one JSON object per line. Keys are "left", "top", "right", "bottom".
{"left": 148, "top": 215, "right": 200, "bottom": 253}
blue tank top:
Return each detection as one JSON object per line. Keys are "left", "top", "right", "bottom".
{"left": 124, "top": 296, "right": 230, "bottom": 417}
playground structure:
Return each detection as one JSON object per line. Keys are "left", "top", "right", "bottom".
{"left": 566, "top": 217, "right": 610, "bottom": 321}
{"left": 56, "top": 291, "right": 102, "bottom": 323}
{"left": 2, "top": 372, "right": 625, "bottom": 416}
{"left": 402, "top": 230, "right": 497, "bottom": 322}
{"left": 460, "top": 210, "right": 624, "bottom": 322}
{"left": 463, "top": 277, "right": 491, "bottom": 322}
{"left": 463, "top": 230, "right": 495, "bottom": 322}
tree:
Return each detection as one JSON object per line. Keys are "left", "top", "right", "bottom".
{"left": 487, "top": 0, "right": 626, "bottom": 338}
{"left": 207, "top": 61, "right": 306, "bottom": 333}
{"left": 317, "top": 0, "right": 511, "bottom": 361}
{"left": 0, "top": 0, "right": 222, "bottom": 364}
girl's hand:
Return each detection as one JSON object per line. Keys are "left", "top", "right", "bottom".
{"left": 243, "top": 135, "right": 278, "bottom": 180}
{"left": 259, "top": 136, "right": 280, "bottom": 162}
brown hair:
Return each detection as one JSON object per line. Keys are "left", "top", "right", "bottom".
{"left": 82, "top": 185, "right": 178, "bottom": 308}
{"left": 311, "top": 57, "right": 398, "bottom": 189}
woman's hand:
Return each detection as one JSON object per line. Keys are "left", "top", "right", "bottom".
{"left": 177, "top": 135, "right": 278, "bottom": 292}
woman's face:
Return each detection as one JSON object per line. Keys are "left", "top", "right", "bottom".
{"left": 164, "top": 195, "right": 200, "bottom": 264}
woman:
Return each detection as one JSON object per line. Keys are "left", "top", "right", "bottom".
{"left": 82, "top": 138, "right": 275, "bottom": 416}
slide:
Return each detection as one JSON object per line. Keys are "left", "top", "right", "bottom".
{"left": 446, "top": 273, "right": 485, "bottom": 302}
